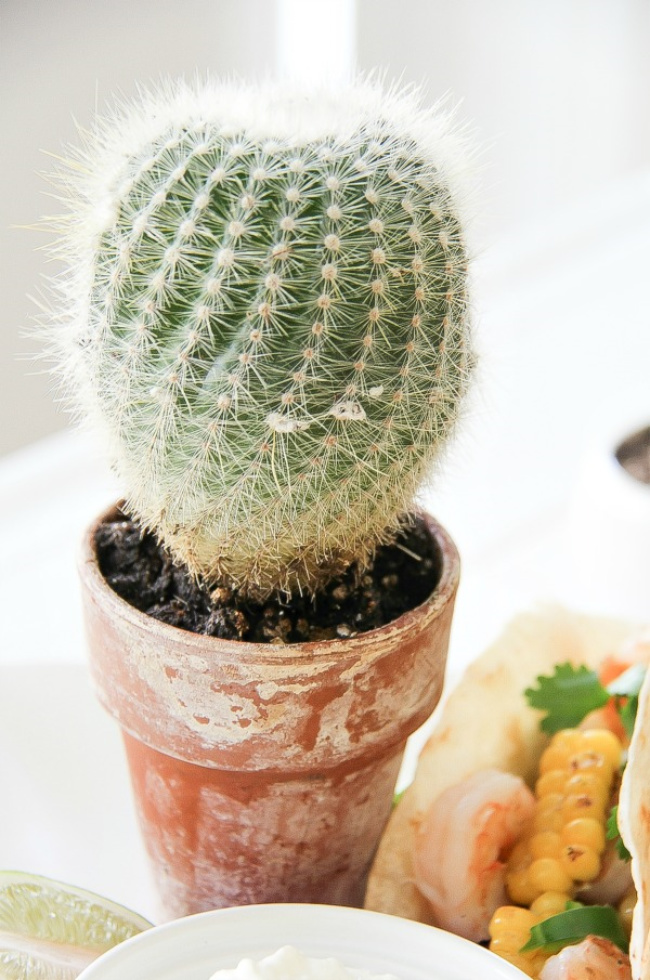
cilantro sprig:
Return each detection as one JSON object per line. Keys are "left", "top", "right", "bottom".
{"left": 524, "top": 661, "right": 646, "bottom": 735}
{"left": 524, "top": 663, "right": 609, "bottom": 734}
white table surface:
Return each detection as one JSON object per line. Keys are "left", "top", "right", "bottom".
{"left": 1, "top": 173, "right": 649, "bottom": 926}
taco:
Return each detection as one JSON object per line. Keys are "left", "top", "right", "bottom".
{"left": 364, "top": 607, "right": 649, "bottom": 979}
{"left": 619, "top": 652, "right": 650, "bottom": 980}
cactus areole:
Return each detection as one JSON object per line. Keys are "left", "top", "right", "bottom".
{"left": 54, "top": 80, "right": 473, "bottom": 598}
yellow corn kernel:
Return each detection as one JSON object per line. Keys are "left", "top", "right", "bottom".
{"left": 530, "top": 890, "right": 572, "bottom": 918}
{"left": 532, "top": 951, "right": 553, "bottom": 974}
{"left": 507, "top": 839, "right": 532, "bottom": 873}
{"left": 532, "top": 807, "right": 565, "bottom": 833}
{"left": 564, "top": 771, "right": 610, "bottom": 808}
{"left": 489, "top": 905, "right": 538, "bottom": 931}
{"left": 618, "top": 886, "right": 636, "bottom": 938}
{"left": 489, "top": 935, "right": 525, "bottom": 955}
{"left": 535, "top": 768, "right": 567, "bottom": 798}
{"left": 530, "top": 951, "right": 552, "bottom": 975}
{"left": 528, "top": 857, "right": 574, "bottom": 895}
{"left": 489, "top": 905, "right": 538, "bottom": 938}
{"left": 539, "top": 743, "right": 571, "bottom": 774}
{"left": 537, "top": 792, "right": 564, "bottom": 815}
{"left": 561, "top": 816, "right": 606, "bottom": 854}
{"left": 560, "top": 843, "right": 601, "bottom": 881}
{"left": 568, "top": 749, "right": 614, "bottom": 782}
{"left": 492, "top": 951, "right": 537, "bottom": 977}
{"left": 550, "top": 729, "right": 584, "bottom": 753}
{"left": 562, "top": 792, "right": 606, "bottom": 824}
{"left": 529, "top": 831, "right": 562, "bottom": 860}
{"left": 506, "top": 867, "right": 542, "bottom": 906}
{"left": 577, "top": 728, "right": 623, "bottom": 772}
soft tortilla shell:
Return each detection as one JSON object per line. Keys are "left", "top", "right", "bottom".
{"left": 365, "top": 607, "right": 637, "bottom": 927}
{"left": 619, "top": 665, "right": 650, "bottom": 980}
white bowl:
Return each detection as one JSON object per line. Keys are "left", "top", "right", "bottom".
{"left": 77, "top": 904, "right": 525, "bottom": 980}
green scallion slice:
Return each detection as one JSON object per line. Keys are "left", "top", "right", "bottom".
{"left": 520, "top": 904, "right": 628, "bottom": 955}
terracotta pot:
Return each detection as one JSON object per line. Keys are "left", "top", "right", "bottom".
{"left": 79, "top": 504, "right": 460, "bottom": 920}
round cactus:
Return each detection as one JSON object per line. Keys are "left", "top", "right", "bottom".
{"left": 51, "top": 79, "right": 474, "bottom": 597}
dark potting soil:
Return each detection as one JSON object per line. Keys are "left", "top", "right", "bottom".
{"left": 95, "top": 512, "right": 442, "bottom": 644}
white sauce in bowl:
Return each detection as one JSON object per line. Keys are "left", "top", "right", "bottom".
{"left": 208, "top": 945, "right": 401, "bottom": 980}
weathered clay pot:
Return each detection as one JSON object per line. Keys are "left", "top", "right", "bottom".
{"left": 79, "top": 504, "right": 460, "bottom": 920}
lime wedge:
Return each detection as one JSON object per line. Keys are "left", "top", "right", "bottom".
{"left": 0, "top": 871, "right": 152, "bottom": 979}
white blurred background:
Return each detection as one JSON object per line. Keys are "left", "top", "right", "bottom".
{"left": 3, "top": 0, "right": 649, "bottom": 451}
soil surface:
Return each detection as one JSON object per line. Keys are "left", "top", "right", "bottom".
{"left": 616, "top": 425, "right": 650, "bottom": 485}
{"left": 96, "top": 512, "right": 442, "bottom": 644}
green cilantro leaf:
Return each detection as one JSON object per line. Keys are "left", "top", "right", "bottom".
{"left": 524, "top": 663, "right": 610, "bottom": 734}
{"left": 606, "top": 805, "right": 632, "bottom": 862}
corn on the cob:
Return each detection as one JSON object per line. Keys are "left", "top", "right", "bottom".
{"left": 505, "top": 727, "right": 621, "bottom": 905}
{"left": 489, "top": 726, "right": 624, "bottom": 977}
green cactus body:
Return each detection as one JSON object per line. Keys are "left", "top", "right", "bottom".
{"left": 56, "top": 81, "right": 473, "bottom": 596}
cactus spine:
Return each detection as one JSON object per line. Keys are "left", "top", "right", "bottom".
{"left": 52, "top": 79, "right": 473, "bottom": 597}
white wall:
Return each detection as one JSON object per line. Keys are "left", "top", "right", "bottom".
{"left": 357, "top": 0, "right": 650, "bottom": 248}
{"left": 1, "top": 0, "right": 275, "bottom": 455}
{"left": 2, "top": 0, "right": 649, "bottom": 456}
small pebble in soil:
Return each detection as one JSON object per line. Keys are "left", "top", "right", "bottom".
{"left": 95, "top": 512, "right": 442, "bottom": 643}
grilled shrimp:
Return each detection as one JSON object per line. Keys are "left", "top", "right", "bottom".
{"left": 539, "top": 936, "right": 631, "bottom": 979}
{"left": 413, "top": 769, "right": 536, "bottom": 941}
{"left": 576, "top": 839, "right": 633, "bottom": 906}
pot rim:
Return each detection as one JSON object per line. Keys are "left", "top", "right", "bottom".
{"left": 79, "top": 500, "right": 460, "bottom": 665}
